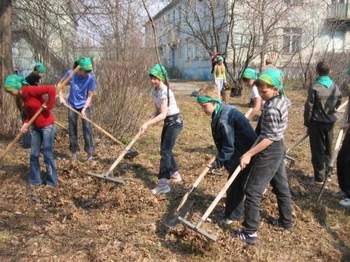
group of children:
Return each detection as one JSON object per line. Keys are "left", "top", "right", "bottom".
{"left": 2, "top": 56, "right": 350, "bottom": 245}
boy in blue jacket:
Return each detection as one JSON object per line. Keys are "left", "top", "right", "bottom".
{"left": 197, "top": 85, "right": 257, "bottom": 224}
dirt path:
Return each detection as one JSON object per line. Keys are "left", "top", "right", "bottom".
{"left": 0, "top": 84, "right": 349, "bottom": 261}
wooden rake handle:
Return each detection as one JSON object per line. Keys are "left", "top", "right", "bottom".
{"left": 0, "top": 106, "right": 44, "bottom": 161}
{"left": 62, "top": 103, "right": 124, "bottom": 146}
{"left": 104, "top": 131, "right": 142, "bottom": 176}
{"left": 286, "top": 133, "right": 308, "bottom": 155}
{"left": 196, "top": 139, "right": 259, "bottom": 229}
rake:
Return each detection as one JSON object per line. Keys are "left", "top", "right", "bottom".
{"left": 87, "top": 131, "right": 142, "bottom": 184}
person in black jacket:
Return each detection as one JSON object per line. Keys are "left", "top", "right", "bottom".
{"left": 197, "top": 85, "right": 257, "bottom": 224}
{"left": 304, "top": 61, "right": 342, "bottom": 184}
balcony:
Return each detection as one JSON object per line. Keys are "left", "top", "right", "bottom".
{"left": 327, "top": 3, "right": 350, "bottom": 21}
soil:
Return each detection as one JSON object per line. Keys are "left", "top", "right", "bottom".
{"left": 0, "top": 83, "right": 349, "bottom": 261}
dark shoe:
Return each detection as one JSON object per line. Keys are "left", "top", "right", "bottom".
{"left": 235, "top": 230, "right": 258, "bottom": 245}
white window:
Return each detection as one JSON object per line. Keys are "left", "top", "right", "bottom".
{"left": 328, "top": 30, "right": 345, "bottom": 52}
{"left": 283, "top": 28, "right": 302, "bottom": 54}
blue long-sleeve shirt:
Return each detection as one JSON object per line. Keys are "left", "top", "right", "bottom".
{"left": 211, "top": 104, "right": 257, "bottom": 169}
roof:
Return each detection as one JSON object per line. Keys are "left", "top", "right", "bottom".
{"left": 145, "top": 0, "right": 180, "bottom": 24}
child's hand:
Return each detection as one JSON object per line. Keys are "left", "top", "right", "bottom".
{"left": 41, "top": 104, "right": 47, "bottom": 110}
{"left": 81, "top": 107, "right": 87, "bottom": 118}
{"left": 240, "top": 153, "right": 252, "bottom": 169}
{"left": 140, "top": 123, "right": 149, "bottom": 134}
{"left": 20, "top": 123, "right": 30, "bottom": 133}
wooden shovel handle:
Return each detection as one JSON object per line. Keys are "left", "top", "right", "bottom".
{"left": 0, "top": 106, "right": 44, "bottom": 161}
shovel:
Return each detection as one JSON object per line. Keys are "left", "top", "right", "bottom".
{"left": 87, "top": 131, "right": 142, "bottom": 184}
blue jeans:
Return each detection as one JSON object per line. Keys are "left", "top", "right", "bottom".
{"left": 68, "top": 107, "right": 94, "bottom": 154}
{"left": 29, "top": 124, "right": 57, "bottom": 187}
{"left": 243, "top": 140, "right": 293, "bottom": 234}
{"left": 159, "top": 114, "right": 183, "bottom": 179}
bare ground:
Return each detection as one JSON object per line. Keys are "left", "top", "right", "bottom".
{"left": 0, "top": 83, "right": 349, "bottom": 261}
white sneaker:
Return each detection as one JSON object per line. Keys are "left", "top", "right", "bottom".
{"left": 151, "top": 179, "right": 171, "bottom": 195}
{"left": 224, "top": 218, "right": 234, "bottom": 225}
{"left": 170, "top": 171, "right": 182, "bottom": 183}
{"left": 339, "top": 198, "right": 350, "bottom": 208}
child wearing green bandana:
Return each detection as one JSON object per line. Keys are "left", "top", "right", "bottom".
{"left": 304, "top": 61, "right": 342, "bottom": 184}
{"left": 140, "top": 64, "right": 183, "bottom": 195}
{"left": 197, "top": 85, "right": 257, "bottom": 224}
{"left": 242, "top": 68, "right": 263, "bottom": 120}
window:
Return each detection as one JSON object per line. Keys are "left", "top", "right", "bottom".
{"left": 284, "top": 0, "right": 303, "bottom": 5}
{"left": 328, "top": 30, "right": 345, "bottom": 52}
{"left": 283, "top": 28, "right": 302, "bottom": 54}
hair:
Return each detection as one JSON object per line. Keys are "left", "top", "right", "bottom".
{"left": 25, "top": 72, "right": 41, "bottom": 86}
{"left": 255, "top": 79, "right": 274, "bottom": 89}
{"left": 198, "top": 85, "right": 220, "bottom": 99}
{"left": 73, "top": 60, "right": 79, "bottom": 69}
{"left": 316, "top": 61, "right": 330, "bottom": 76}
{"left": 265, "top": 58, "right": 273, "bottom": 65}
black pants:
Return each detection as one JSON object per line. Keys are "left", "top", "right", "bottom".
{"left": 224, "top": 160, "right": 251, "bottom": 219}
{"left": 243, "top": 140, "right": 293, "bottom": 234}
{"left": 337, "top": 129, "right": 350, "bottom": 198}
{"left": 159, "top": 114, "right": 183, "bottom": 179}
{"left": 309, "top": 122, "right": 334, "bottom": 182}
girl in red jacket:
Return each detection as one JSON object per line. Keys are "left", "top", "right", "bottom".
{"left": 4, "top": 74, "right": 58, "bottom": 187}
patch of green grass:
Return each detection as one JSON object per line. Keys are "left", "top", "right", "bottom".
{"left": 0, "top": 230, "right": 12, "bottom": 245}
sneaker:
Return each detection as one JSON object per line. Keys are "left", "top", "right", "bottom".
{"left": 236, "top": 230, "right": 258, "bottom": 245}
{"left": 151, "top": 180, "right": 171, "bottom": 195}
{"left": 87, "top": 154, "right": 93, "bottom": 161}
{"left": 314, "top": 178, "right": 324, "bottom": 185}
{"left": 339, "top": 198, "right": 350, "bottom": 208}
{"left": 170, "top": 171, "right": 182, "bottom": 183}
{"left": 223, "top": 218, "right": 234, "bottom": 225}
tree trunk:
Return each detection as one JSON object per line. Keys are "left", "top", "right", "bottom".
{"left": 0, "top": 0, "right": 18, "bottom": 135}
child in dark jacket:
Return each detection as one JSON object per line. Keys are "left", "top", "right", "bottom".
{"left": 238, "top": 68, "right": 294, "bottom": 244}
{"left": 4, "top": 74, "right": 58, "bottom": 187}
{"left": 337, "top": 95, "right": 350, "bottom": 207}
{"left": 304, "top": 61, "right": 342, "bottom": 183}
{"left": 197, "top": 85, "right": 257, "bottom": 224}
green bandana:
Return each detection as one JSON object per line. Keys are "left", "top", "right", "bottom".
{"left": 197, "top": 95, "right": 222, "bottom": 114}
{"left": 259, "top": 68, "right": 284, "bottom": 95}
{"left": 4, "top": 74, "right": 23, "bottom": 92}
{"left": 242, "top": 68, "right": 257, "bottom": 80}
{"left": 316, "top": 76, "right": 333, "bottom": 89}
{"left": 79, "top": 57, "right": 93, "bottom": 71}
{"left": 35, "top": 62, "right": 46, "bottom": 73}
{"left": 149, "top": 64, "right": 168, "bottom": 82}
{"left": 216, "top": 56, "right": 224, "bottom": 63}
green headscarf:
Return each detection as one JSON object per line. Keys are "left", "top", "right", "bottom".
{"left": 258, "top": 68, "right": 284, "bottom": 95}
{"left": 148, "top": 64, "right": 168, "bottom": 82}
{"left": 35, "top": 62, "right": 46, "bottom": 73}
{"left": 316, "top": 75, "right": 333, "bottom": 89}
{"left": 79, "top": 57, "right": 93, "bottom": 72}
{"left": 242, "top": 68, "right": 257, "bottom": 80}
{"left": 197, "top": 95, "right": 222, "bottom": 114}
{"left": 216, "top": 56, "right": 224, "bottom": 63}
{"left": 4, "top": 74, "right": 23, "bottom": 92}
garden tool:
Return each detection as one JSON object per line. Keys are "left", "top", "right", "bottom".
{"left": 317, "top": 127, "right": 346, "bottom": 203}
{"left": 87, "top": 130, "right": 142, "bottom": 184}
{"left": 177, "top": 139, "right": 259, "bottom": 241}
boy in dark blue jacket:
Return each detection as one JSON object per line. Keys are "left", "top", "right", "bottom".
{"left": 197, "top": 85, "right": 257, "bottom": 224}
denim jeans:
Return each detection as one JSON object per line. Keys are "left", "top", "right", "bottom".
{"left": 29, "top": 124, "right": 57, "bottom": 187}
{"left": 159, "top": 114, "right": 183, "bottom": 179}
{"left": 68, "top": 107, "right": 94, "bottom": 154}
{"left": 243, "top": 140, "right": 293, "bottom": 234}
{"left": 309, "top": 122, "right": 334, "bottom": 181}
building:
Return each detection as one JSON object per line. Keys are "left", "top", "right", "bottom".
{"left": 145, "top": 0, "right": 350, "bottom": 80}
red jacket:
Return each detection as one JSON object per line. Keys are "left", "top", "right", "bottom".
{"left": 20, "top": 85, "right": 56, "bottom": 128}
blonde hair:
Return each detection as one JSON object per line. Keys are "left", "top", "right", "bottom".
{"left": 198, "top": 85, "right": 220, "bottom": 99}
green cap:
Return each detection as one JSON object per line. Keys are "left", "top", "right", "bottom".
{"left": 148, "top": 64, "right": 168, "bottom": 82}
{"left": 79, "top": 57, "right": 93, "bottom": 72}
{"left": 35, "top": 62, "right": 46, "bottom": 73}
{"left": 4, "top": 74, "right": 23, "bottom": 92}
{"left": 242, "top": 68, "right": 257, "bottom": 80}
{"left": 216, "top": 56, "right": 224, "bottom": 63}
{"left": 258, "top": 68, "right": 284, "bottom": 94}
